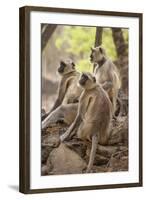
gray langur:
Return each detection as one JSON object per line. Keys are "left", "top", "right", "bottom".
{"left": 42, "top": 59, "right": 82, "bottom": 129}
{"left": 90, "top": 46, "right": 121, "bottom": 115}
{"left": 60, "top": 72, "right": 112, "bottom": 172}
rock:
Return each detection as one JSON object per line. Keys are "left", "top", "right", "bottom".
{"left": 64, "top": 138, "right": 87, "bottom": 158}
{"left": 41, "top": 133, "right": 60, "bottom": 164}
{"left": 92, "top": 165, "right": 109, "bottom": 173}
{"left": 107, "top": 149, "right": 128, "bottom": 172}
{"left": 94, "top": 154, "right": 109, "bottom": 165}
{"left": 46, "top": 143, "right": 87, "bottom": 175}
{"left": 41, "top": 146, "right": 52, "bottom": 164}
{"left": 42, "top": 133, "right": 60, "bottom": 147}
{"left": 109, "top": 116, "right": 128, "bottom": 145}
{"left": 41, "top": 165, "right": 48, "bottom": 175}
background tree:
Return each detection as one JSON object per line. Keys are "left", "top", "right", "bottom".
{"left": 112, "top": 28, "right": 128, "bottom": 95}
{"left": 93, "top": 27, "right": 103, "bottom": 71}
{"left": 112, "top": 28, "right": 127, "bottom": 58}
{"left": 95, "top": 27, "right": 103, "bottom": 47}
{"left": 41, "top": 24, "right": 57, "bottom": 50}
{"left": 41, "top": 25, "right": 129, "bottom": 110}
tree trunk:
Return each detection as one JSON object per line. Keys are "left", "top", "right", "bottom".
{"left": 112, "top": 28, "right": 127, "bottom": 58}
{"left": 41, "top": 24, "right": 57, "bottom": 51}
{"left": 112, "top": 28, "right": 128, "bottom": 96}
{"left": 93, "top": 27, "right": 103, "bottom": 71}
{"left": 95, "top": 27, "right": 103, "bottom": 47}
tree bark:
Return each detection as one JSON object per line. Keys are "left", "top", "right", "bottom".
{"left": 95, "top": 27, "right": 103, "bottom": 47}
{"left": 111, "top": 28, "right": 127, "bottom": 58}
{"left": 112, "top": 28, "right": 128, "bottom": 95}
{"left": 93, "top": 27, "right": 103, "bottom": 71}
{"left": 41, "top": 24, "right": 57, "bottom": 51}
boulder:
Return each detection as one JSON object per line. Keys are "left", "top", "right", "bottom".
{"left": 46, "top": 143, "right": 87, "bottom": 175}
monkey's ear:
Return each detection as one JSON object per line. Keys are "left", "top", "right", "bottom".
{"left": 93, "top": 77, "right": 96, "bottom": 83}
{"left": 99, "top": 47, "right": 106, "bottom": 55}
{"left": 99, "top": 47, "right": 103, "bottom": 53}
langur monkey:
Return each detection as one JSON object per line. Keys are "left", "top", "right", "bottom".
{"left": 90, "top": 46, "right": 121, "bottom": 115}
{"left": 61, "top": 72, "right": 112, "bottom": 172}
{"left": 42, "top": 59, "right": 82, "bottom": 129}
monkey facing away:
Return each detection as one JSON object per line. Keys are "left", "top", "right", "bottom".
{"left": 42, "top": 59, "right": 82, "bottom": 129}
{"left": 90, "top": 46, "right": 121, "bottom": 115}
{"left": 61, "top": 72, "right": 112, "bottom": 172}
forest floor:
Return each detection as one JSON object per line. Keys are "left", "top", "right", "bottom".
{"left": 41, "top": 113, "right": 128, "bottom": 175}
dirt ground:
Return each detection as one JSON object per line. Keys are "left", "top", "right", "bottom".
{"left": 41, "top": 111, "right": 128, "bottom": 175}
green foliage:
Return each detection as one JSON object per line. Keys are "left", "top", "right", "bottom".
{"left": 56, "top": 26, "right": 96, "bottom": 57}
{"left": 55, "top": 26, "right": 128, "bottom": 72}
{"left": 123, "top": 29, "right": 129, "bottom": 43}
{"left": 76, "top": 60, "right": 93, "bottom": 73}
{"left": 55, "top": 26, "right": 96, "bottom": 72}
{"left": 102, "top": 28, "right": 117, "bottom": 60}
{"left": 64, "top": 26, "right": 96, "bottom": 56}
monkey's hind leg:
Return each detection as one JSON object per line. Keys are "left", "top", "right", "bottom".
{"left": 60, "top": 116, "right": 82, "bottom": 142}
{"left": 86, "top": 134, "right": 98, "bottom": 173}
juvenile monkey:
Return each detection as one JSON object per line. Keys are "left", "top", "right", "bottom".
{"left": 61, "top": 72, "right": 112, "bottom": 172}
{"left": 90, "top": 46, "right": 121, "bottom": 115}
{"left": 42, "top": 59, "right": 82, "bottom": 129}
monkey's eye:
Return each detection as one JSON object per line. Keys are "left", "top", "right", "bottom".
{"left": 60, "top": 61, "right": 66, "bottom": 67}
{"left": 82, "top": 73, "right": 88, "bottom": 79}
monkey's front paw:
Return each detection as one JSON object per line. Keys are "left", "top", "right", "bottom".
{"left": 86, "top": 167, "right": 93, "bottom": 173}
{"left": 60, "top": 131, "right": 70, "bottom": 142}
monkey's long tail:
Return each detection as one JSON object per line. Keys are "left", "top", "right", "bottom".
{"left": 86, "top": 134, "right": 98, "bottom": 173}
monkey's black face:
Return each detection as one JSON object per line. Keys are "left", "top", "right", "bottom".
{"left": 90, "top": 51, "right": 94, "bottom": 62}
{"left": 79, "top": 72, "right": 96, "bottom": 90}
{"left": 90, "top": 48, "right": 97, "bottom": 63}
{"left": 58, "top": 60, "right": 76, "bottom": 75}
{"left": 79, "top": 73, "right": 88, "bottom": 86}
{"left": 90, "top": 47, "right": 104, "bottom": 63}
{"left": 58, "top": 61, "right": 66, "bottom": 73}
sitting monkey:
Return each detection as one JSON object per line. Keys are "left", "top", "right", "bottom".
{"left": 90, "top": 46, "right": 121, "bottom": 115}
{"left": 61, "top": 72, "right": 112, "bottom": 172}
{"left": 42, "top": 59, "right": 82, "bottom": 129}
